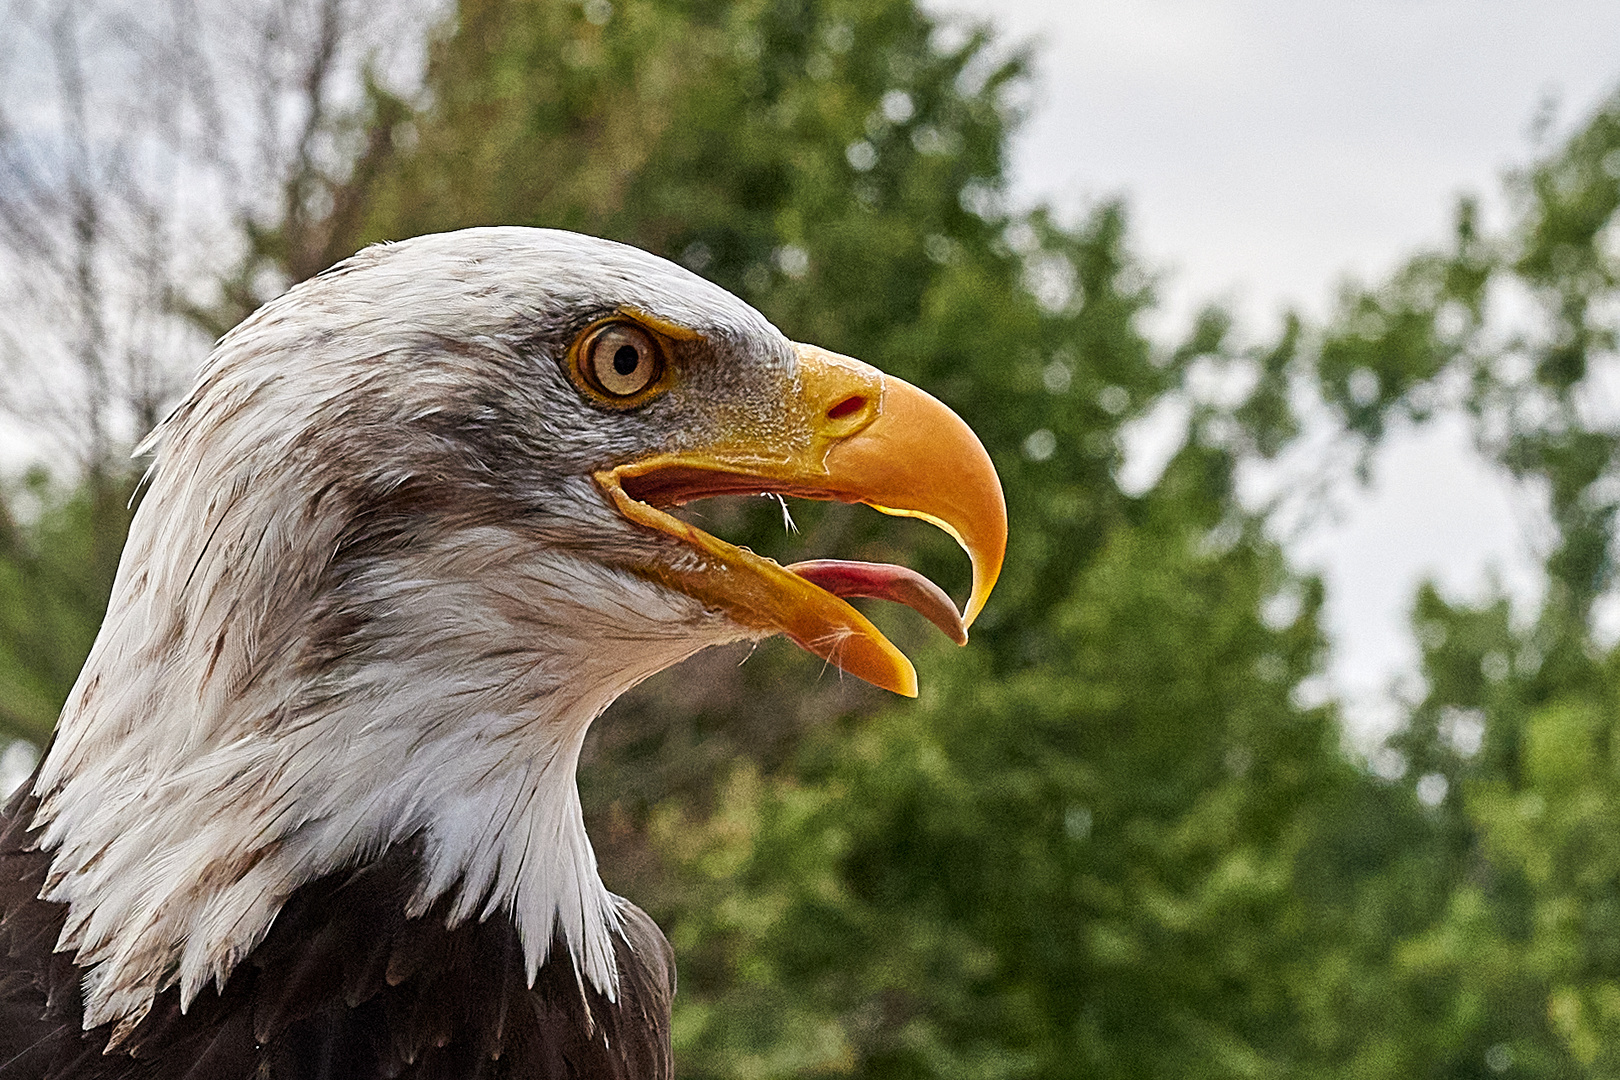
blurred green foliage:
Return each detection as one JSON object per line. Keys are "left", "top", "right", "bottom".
{"left": 7, "top": 0, "right": 1620, "bottom": 1075}
{"left": 1313, "top": 86, "right": 1620, "bottom": 1077}
{"left": 0, "top": 469, "right": 131, "bottom": 743}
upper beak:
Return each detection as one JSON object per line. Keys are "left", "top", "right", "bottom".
{"left": 595, "top": 344, "right": 1007, "bottom": 697}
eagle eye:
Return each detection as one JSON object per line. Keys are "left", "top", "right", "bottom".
{"left": 575, "top": 320, "right": 666, "bottom": 402}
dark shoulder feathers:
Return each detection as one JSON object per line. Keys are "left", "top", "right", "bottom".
{"left": 0, "top": 783, "right": 675, "bottom": 1079}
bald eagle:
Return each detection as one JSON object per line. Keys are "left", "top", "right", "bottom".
{"left": 0, "top": 228, "right": 1004, "bottom": 1077}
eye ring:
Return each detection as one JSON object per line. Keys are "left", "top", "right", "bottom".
{"left": 572, "top": 320, "right": 668, "bottom": 404}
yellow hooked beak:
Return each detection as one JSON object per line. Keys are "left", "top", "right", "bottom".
{"left": 596, "top": 344, "right": 1007, "bottom": 697}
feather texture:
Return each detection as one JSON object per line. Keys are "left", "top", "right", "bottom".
{"left": 0, "top": 782, "right": 676, "bottom": 1078}
{"left": 3, "top": 228, "right": 800, "bottom": 1067}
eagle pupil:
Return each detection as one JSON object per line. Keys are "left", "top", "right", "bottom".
{"left": 613, "top": 345, "right": 640, "bottom": 376}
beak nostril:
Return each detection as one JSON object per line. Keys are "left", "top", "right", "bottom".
{"left": 827, "top": 395, "right": 866, "bottom": 421}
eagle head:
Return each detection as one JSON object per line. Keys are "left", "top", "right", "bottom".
{"left": 25, "top": 227, "right": 1005, "bottom": 1037}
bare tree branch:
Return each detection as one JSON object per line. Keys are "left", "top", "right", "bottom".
{"left": 0, "top": 0, "right": 443, "bottom": 478}
{"left": 0, "top": 0, "right": 443, "bottom": 754}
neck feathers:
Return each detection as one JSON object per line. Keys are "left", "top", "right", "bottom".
{"left": 28, "top": 299, "right": 744, "bottom": 1034}
{"left": 37, "top": 533, "right": 720, "bottom": 1033}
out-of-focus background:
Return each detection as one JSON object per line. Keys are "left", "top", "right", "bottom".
{"left": 4, "top": 0, "right": 1620, "bottom": 1074}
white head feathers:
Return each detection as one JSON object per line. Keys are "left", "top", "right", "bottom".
{"left": 30, "top": 229, "right": 780, "bottom": 1035}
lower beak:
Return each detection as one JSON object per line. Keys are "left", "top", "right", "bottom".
{"left": 595, "top": 344, "right": 1006, "bottom": 697}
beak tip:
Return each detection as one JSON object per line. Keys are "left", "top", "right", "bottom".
{"left": 896, "top": 660, "right": 919, "bottom": 697}
{"left": 887, "top": 656, "right": 920, "bottom": 698}
{"left": 962, "top": 580, "right": 997, "bottom": 632}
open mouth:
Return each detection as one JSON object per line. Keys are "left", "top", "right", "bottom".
{"left": 608, "top": 468, "right": 969, "bottom": 640}
{"left": 592, "top": 349, "right": 1005, "bottom": 699}
{"left": 618, "top": 470, "right": 969, "bottom": 642}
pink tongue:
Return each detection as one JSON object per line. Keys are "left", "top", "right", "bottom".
{"left": 785, "top": 559, "right": 969, "bottom": 645}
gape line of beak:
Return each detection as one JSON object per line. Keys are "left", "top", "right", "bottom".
{"left": 593, "top": 344, "right": 1007, "bottom": 698}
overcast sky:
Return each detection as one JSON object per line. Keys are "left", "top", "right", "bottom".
{"left": 931, "top": 0, "right": 1620, "bottom": 740}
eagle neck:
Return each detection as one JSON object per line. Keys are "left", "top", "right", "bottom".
{"left": 31, "top": 539, "right": 726, "bottom": 1035}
